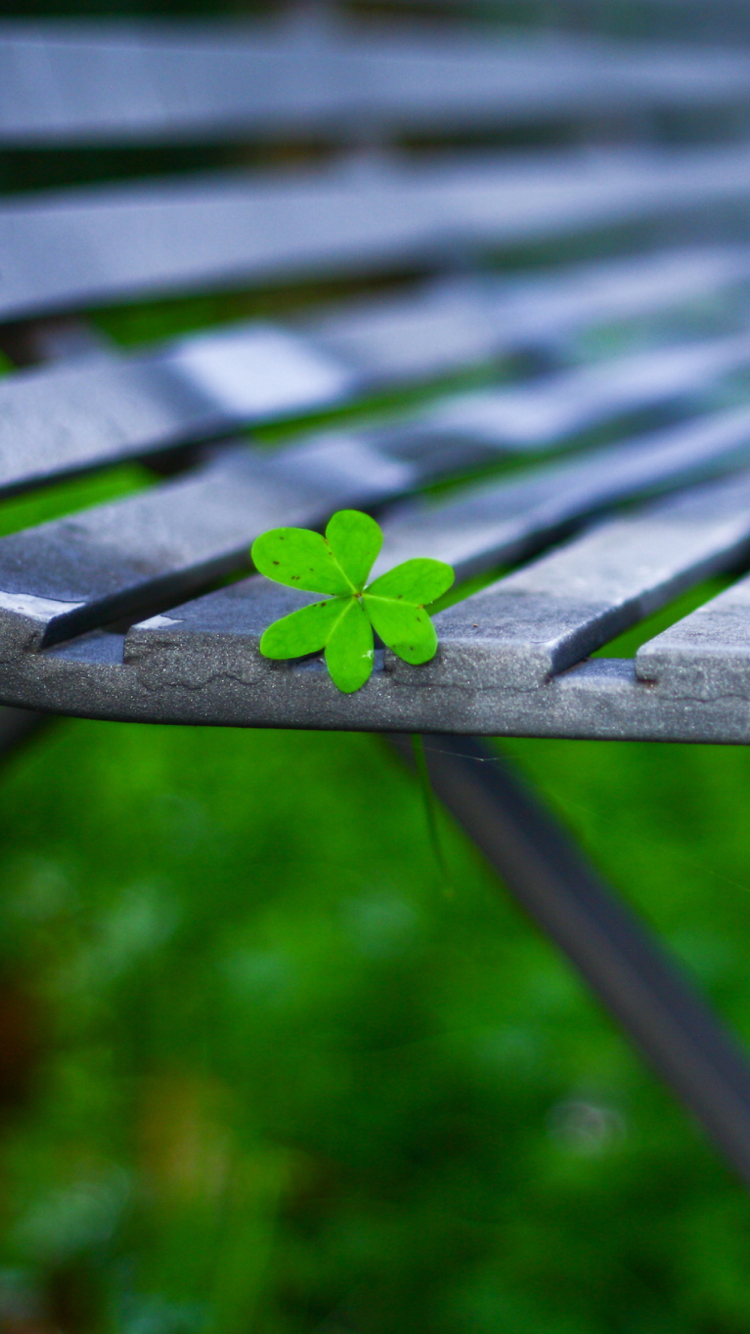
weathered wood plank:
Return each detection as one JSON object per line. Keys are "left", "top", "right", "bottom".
{"left": 305, "top": 246, "right": 750, "bottom": 383}
{"left": 0, "top": 323, "right": 356, "bottom": 495}
{"left": 374, "top": 330, "right": 750, "bottom": 459}
{"left": 0, "top": 432, "right": 412, "bottom": 655}
{"left": 1, "top": 390, "right": 749, "bottom": 664}
{"left": 3, "top": 245, "right": 748, "bottom": 493}
{"left": 368, "top": 404, "right": 750, "bottom": 577}
{"left": 5, "top": 145, "right": 750, "bottom": 320}
{"left": 390, "top": 472, "right": 750, "bottom": 690}
{"left": 4, "top": 22, "right": 750, "bottom": 146}
{"left": 2, "top": 631, "right": 750, "bottom": 745}
{"left": 636, "top": 575, "right": 750, "bottom": 699}
{"left": 0, "top": 20, "right": 343, "bottom": 146}
{"left": 116, "top": 403, "right": 750, "bottom": 701}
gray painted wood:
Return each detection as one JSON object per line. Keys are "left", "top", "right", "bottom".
{"left": 371, "top": 330, "right": 750, "bottom": 458}
{"left": 3, "top": 245, "right": 748, "bottom": 495}
{"left": 368, "top": 404, "right": 750, "bottom": 578}
{"left": 1, "top": 390, "right": 748, "bottom": 670}
{"left": 114, "top": 403, "right": 750, "bottom": 709}
{"left": 0, "top": 324, "right": 356, "bottom": 495}
{"left": 0, "top": 162, "right": 436, "bottom": 321}
{"left": 5, "top": 22, "right": 750, "bottom": 146}
{"left": 0, "top": 20, "right": 344, "bottom": 146}
{"left": 5, "top": 26, "right": 750, "bottom": 742}
{"left": 0, "top": 434, "right": 412, "bottom": 655}
{"left": 305, "top": 246, "right": 750, "bottom": 384}
{"left": 391, "top": 472, "right": 750, "bottom": 690}
{"left": 3, "top": 626, "right": 750, "bottom": 744}
{"left": 636, "top": 576, "right": 750, "bottom": 699}
{"left": 5, "top": 144, "right": 750, "bottom": 320}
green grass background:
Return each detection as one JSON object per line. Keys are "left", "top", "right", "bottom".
{"left": 1, "top": 721, "right": 750, "bottom": 1333}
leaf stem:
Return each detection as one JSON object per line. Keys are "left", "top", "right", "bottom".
{"left": 411, "top": 734, "right": 454, "bottom": 896}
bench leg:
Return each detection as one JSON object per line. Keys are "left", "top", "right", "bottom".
{"left": 0, "top": 707, "right": 47, "bottom": 757}
{"left": 388, "top": 732, "right": 750, "bottom": 1188}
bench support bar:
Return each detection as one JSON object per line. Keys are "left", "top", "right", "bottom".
{"left": 389, "top": 733, "right": 750, "bottom": 1188}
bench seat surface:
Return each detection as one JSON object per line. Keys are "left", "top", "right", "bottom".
{"left": 4, "top": 18, "right": 750, "bottom": 741}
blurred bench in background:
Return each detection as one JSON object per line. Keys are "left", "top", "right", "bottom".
{"left": 4, "top": 7, "right": 750, "bottom": 1185}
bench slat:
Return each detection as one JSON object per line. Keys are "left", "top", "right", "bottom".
{"left": 1, "top": 393, "right": 749, "bottom": 663}
{"left": 0, "top": 436, "right": 413, "bottom": 655}
{"left": 0, "top": 324, "right": 355, "bottom": 495}
{"left": 0, "top": 21, "right": 343, "bottom": 146}
{"left": 389, "top": 472, "right": 750, "bottom": 690}
{"left": 635, "top": 575, "right": 750, "bottom": 698}
{"left": 4, "top": 24, "right": 750, "bottom": 745}
{"left": 3, "top": 242, "right": 747, "bottom": 494}
{"left": 1, "top": 319, "right": 745, "bottom": 497}
{"left": 0, "top": 619, "right": 742, "bottom": 743}
{"left": 5, "top": 146, "right": 750, "bottom": 320}
{"left": 368, "top": 405, "right": 750, "bottom": 577}
{"left": 375, "top": 331, "right": 750, "bottom": 459}
{"left": 117, "top": 404, "right": 750, "bottom": 687}
{"left": 305, "top": 246, "right": 750, "bottom": 383}
{"left": 5, "top": 23, "right": 750, "bottom": 146}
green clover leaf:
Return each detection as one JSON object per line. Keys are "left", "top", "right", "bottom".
{"left": 251, "top": 509, "right": 454, "bottom": 693}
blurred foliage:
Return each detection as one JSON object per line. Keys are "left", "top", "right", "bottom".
{"left": 0, "top": 722, "right": 749, "bottom": 1332}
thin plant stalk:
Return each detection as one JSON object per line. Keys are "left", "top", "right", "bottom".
{"left": 411, "top": 734, "right": 454, "bottom": 895}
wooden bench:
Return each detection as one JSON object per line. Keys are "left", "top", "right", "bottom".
{"left": 4, "top": 10, "right": 750, "bottom": 1185}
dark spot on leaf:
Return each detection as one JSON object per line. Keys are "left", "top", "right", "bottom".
{"left": 272, "top": 560, "right": 279, "bottom": 565}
